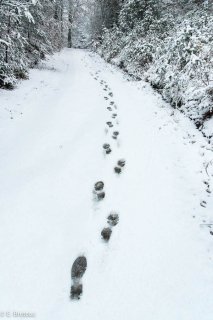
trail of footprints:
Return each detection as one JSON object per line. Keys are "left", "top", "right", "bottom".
{"left": 70, "top": 67, "right": 213, "bottom": 299}
{"left": 70, "top": 72, "right": 126, "bottom": 300}
{"left": 70, "top": 67, "right": 213, "bottom": 297}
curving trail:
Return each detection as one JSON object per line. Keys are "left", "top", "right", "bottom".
{"left": 0, "top": 49, "right": 213, "bottom": 319}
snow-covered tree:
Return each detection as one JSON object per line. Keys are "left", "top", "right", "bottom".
{"left": 0, "top": 0, "right": 68, "bottom": 87}
{"left": 91, "top": 0, "right": 213, "bottom": 130}
{"left": 0, "top": 1, "right": 32, "bottom": 86}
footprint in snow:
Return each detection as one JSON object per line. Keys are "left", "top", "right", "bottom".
{"left": 94, "top": 181, "right": 104, "bottom": 191}
{"left": 107, "top": 212, "right": 119, "bottom": 227}
{"left": 103, "top": 143, "right": 112, "bottom": 154}
{"left": 93, "top": 181, "right": 106, "bottom": 201}
{"left": 203, "top": 180, "right": 210, "bottom": 186}
{"left": 101, "top": 227, "right": 112, "bottom": 242}
{"left": 200, "top": 200, "right": 207, "bottom": 208}
{"left": 114, "top": 167, "right": 122, "bottom": 174}
{"left": 106, "top": 121, "right": 113, "bottom": 128}
{"left": 101, "top": 213, "right": 120, "bottom": 243}
{"left": 114, "top": 159, "right": 126, "bottom": 174}
{"left": 117, "top": 159, "right": 126, "bottom": 167}
{"left": 203, "top": 181, "right": 211, "bottom": 195}
{"left": 112, "top": 131, "right": 119, "bottom": 140}
{"left": 106, "top": 148, "right": 112, "bottom": 155}
{"left": 70, "top": 256, "right": 87, "bottom": 300}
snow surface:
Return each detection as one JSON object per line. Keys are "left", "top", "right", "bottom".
{"left": 0, "top": 49, "right": 213, "bottom": 319}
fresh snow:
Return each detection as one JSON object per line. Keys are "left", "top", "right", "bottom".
{"left": 0, "top": 49, "right": 213, "bottom": 319}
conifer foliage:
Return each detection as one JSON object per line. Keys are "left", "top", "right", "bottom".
{"left": 93, "top": 0, "right": 213, "bottom": 132}
{"left": 0, "top": 0, "right": 66, "bottom": 88}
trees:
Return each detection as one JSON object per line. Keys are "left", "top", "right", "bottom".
{"left": 0, "top": 1, "right": 31, "bottom": 87}
{"left": 92, "top": 0, "right": 213, "bottom": 130}
{"left": 0, "top": 0, "right": 67, "bottom": 88}
{"left": 96, "top": 0, "right": 121, "bottom": 28}
{"left": 88, "top": 0, "right": 122, "bottom": 43}
{"left": 26, "top": 0, "right": 65, "bottom": 63}
{"left": 67, "top": 0, "right": 88, "bottom": 48}
{"left": 119, "top": 0, "right": 161, "bottom": 32}
{"left": 67, "top": 0, "right": 97, "bottom": 48}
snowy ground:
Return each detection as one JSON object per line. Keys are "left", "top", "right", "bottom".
{"left": 0, "top": 49, "right": 213, "bottom": 319}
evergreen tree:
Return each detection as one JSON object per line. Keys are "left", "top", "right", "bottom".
{"left": 0, "top": 0, "right": 68, "bottom": 87}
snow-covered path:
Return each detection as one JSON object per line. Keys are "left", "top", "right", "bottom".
{"left": 0, "top": 49, "right": 213, "bottom": 320}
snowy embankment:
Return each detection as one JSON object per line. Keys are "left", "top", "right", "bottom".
{"left": 96, "top": 10, "right": 213, "bottom": 140}
{"left": 0, "top": 49, "right": 213, "bottom": 319}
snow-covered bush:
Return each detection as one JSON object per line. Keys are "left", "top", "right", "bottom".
{"left": 95, "top": 0, "right": 213, "bottom": 135}
{"left": 146, "top": 11, "right": 213, "bottom": 127}
{"left": 97, "top": 26, "right": 124, "bottom": 62}
{"left": 96, "top": 0, "right": 174, "bottom": 75}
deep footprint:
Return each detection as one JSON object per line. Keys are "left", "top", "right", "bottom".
{"left": 93, "top": 182, "right": 106, "bottom": 200}
{"left": 200, "top": 200, "right": 207, "bottom": 208}
{"left": 70, "top": 256, "right": 87, "bottom": 300}
{"left": 71, "top": 256, "right": 87, "bottom": 280}
{"left": 107, "top": 212, "right": 119, "bottom": 226}
{"left": 103, "top": 143, "right": 112, "bottom": 154}
{"left": 101, "top": 227, "right": 112, "bottom": 242}
{"left": 106, "top": 121, "right": 113, "bottom": 128}
{"left": 94, "top": 181, "right": 104, "bottom": 191}
{"left": 96, "top": 191, "right": 106, "bottom": 200}
{"left": 114, "top": 167, "right": 122, "bottom": 174}
{"left": 112, "top": 131, "right": 119, "bottom": 139}
{"left": 118, "top": 159, "right": 126, "bottom": 167}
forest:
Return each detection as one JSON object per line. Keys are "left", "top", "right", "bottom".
{"left": 0, "top": 0, "right": 213, "bottom": 135}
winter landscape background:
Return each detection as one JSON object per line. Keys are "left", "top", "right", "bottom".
{"left": 0, "top": 0, "right": 213, "bottom": 319}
